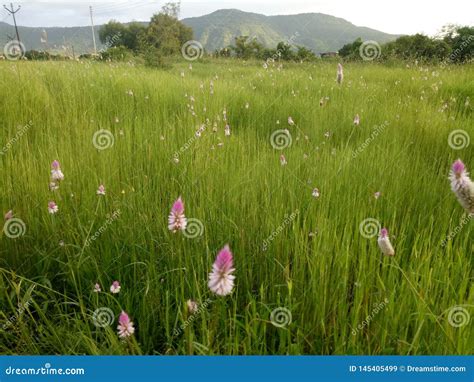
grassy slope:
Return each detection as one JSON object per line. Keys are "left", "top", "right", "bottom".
{"left": 0, "top": 59, "right": 473, "bottom": 355}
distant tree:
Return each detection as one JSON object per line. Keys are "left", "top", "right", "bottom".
{"left": 441, "top": 25, "right": 474, "bottom": 62}
{"left": 338, "top": 38, "right": 362, "bottom": 59}
{"left": 296, "top": 46, "right": 316, "bottom": 61}
{"left": 276, "top": 41, "right": 294, "bottom": 60}
{"left": 384, "top": 34, "right": 451, "bottom": 61}
{"left": 142, "top": 2, "right": 193, "bottom": 55}
{"left": 99, "top": 21, "right": 126, "bottom": 47}
{"left": 232, "top": 36, "right": 263, "bottom": 59}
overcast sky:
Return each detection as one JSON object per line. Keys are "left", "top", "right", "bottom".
{"left": 1, "top": 0, "right": 473, "bottom": 35}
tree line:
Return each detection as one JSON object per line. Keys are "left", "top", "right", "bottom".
{"left": 339, "top": 26, "right": 473, "bottom": 62}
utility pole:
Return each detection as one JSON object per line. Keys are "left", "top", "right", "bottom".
{"left": 89, "top": 5, "right": 97, "bottom": 55}
{"left": 3, "top": 3, "right": 21, "bottom": 44}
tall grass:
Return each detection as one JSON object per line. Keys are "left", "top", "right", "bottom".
{"left": 0, "top": 59, "right": 472, "bottom": 355}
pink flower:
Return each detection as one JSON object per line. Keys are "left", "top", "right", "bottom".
{"left": 93, "top": 283, "right": 101, "bottom": 292}
{"left": 353, "top": 114, "right": 360, "bottom": 126}
{"left": 378, "top": 228, "right": 395, "bottom": 256}
{"left": 208, "top": 244, "right": 235, "bottom": 296}
{"left": 50, "top": 160, "right": 64, "bottom": 182}
{"left": 48, "top": 201, "right": 58, "bottom": 214}
{"left": 280, "top": 154, "right": 287, "bottom": 166}
{"left": 97, "top": 185, "right": 106, "bottom": 196}
{"left": 168, "top": 197, "right": 187, "bottom": 232}
{"left": 4, "top": 210, "right": 13, "bottom": 221}
{"left": 110, "top": 280, "right": 121, "bottom": 294}
{"left": 449, "top": 159, "right": 474, "bottom": 213}
{"left": 117, "top": 311, "right": 135, "bottom": 338}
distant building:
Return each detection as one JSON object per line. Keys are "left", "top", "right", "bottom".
{"left": 320, "top": 52, "right": 339, "bottom": 58}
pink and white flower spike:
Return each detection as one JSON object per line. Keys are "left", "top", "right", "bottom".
{"left": 208, "top": 244, "right": 235, "bottom": 296}
{"left": 48, "top": 201, "right": 58, "bottom": 214}
{"left": 51, "top": 160, "right": 64, "bottom": 182}
{"left": 110, "top": 281, "right": 121, "bottom": 294}
{"left": 378, "top": 228, "right": 395, "bottom": 256}
{"left": 97, "top": 185, "right": 106, "bottom": 196}
{"left": 117, "top": 311, "right": 135, "bottom": 338}
{"left": 168, "top": 197, "right": 187, "bottom": 232}
{"left": 449, "top": 159, "right": 474, "bottom": 214}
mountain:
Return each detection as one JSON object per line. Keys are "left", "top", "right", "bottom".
{"left": 0, "top": 21, "right": 103, "bottom": 55}
{"left": 0, "top": 9, "right": 399, "bottom": 55}
{"left": 182, "top": 10, "right": 399, "bottom": 53}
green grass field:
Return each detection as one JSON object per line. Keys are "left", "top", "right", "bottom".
{"left": 0, "top": 59, "right": 472, "bottom": 355}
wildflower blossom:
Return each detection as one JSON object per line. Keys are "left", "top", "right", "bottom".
{"left": 110, "top": 281, "right": 121, "bottom": 294}
{"left": 336, "top": 63, "right": 343, "bottom": 84}
{"left": 4, "top": 210, "right": 13, "bottom": 220}
{"left": 48, "top": 201, "right": 58, "bottom": 214}
{"left": 449, "top": 159, "right": 474, "bottom": 213}
{"left": 187, "top": 299, "right": 198, "bottom": 314}
{"left": 97, "top": 185, "right": 106, "bottom": 196}
{"left": 93, "top": 283, "right": 101, "bottom": 292}
{"left": 353, "top": 114, "right": 360, "bottom": 126}
{"left": 280, "top": 154, "right": 287, "bottom": 166}
{"left": 168, "top": 197, "right": 187, "bottom": 232}
{"left": 312, "top": 188, "right": 320, "bottom": 198}
{"left": 117, "top": 311, "right": 135, "bottom": 338}
{"left": 288, "top": 116, "right": 295, "bottom": 126}
{"left": 225, "top": 124, "right": 231, "bottom": 136}
{"left": 208, "top": 245, "right": 235, "bottom": 296}
{"left": 51, "top": 160, "right": 64, "bottom": 182}
{"left": 374, "top": 191, "right": 381, "bottom": 199}
{"left": 378, "top": 228, "right": 395, "bottom": 256}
